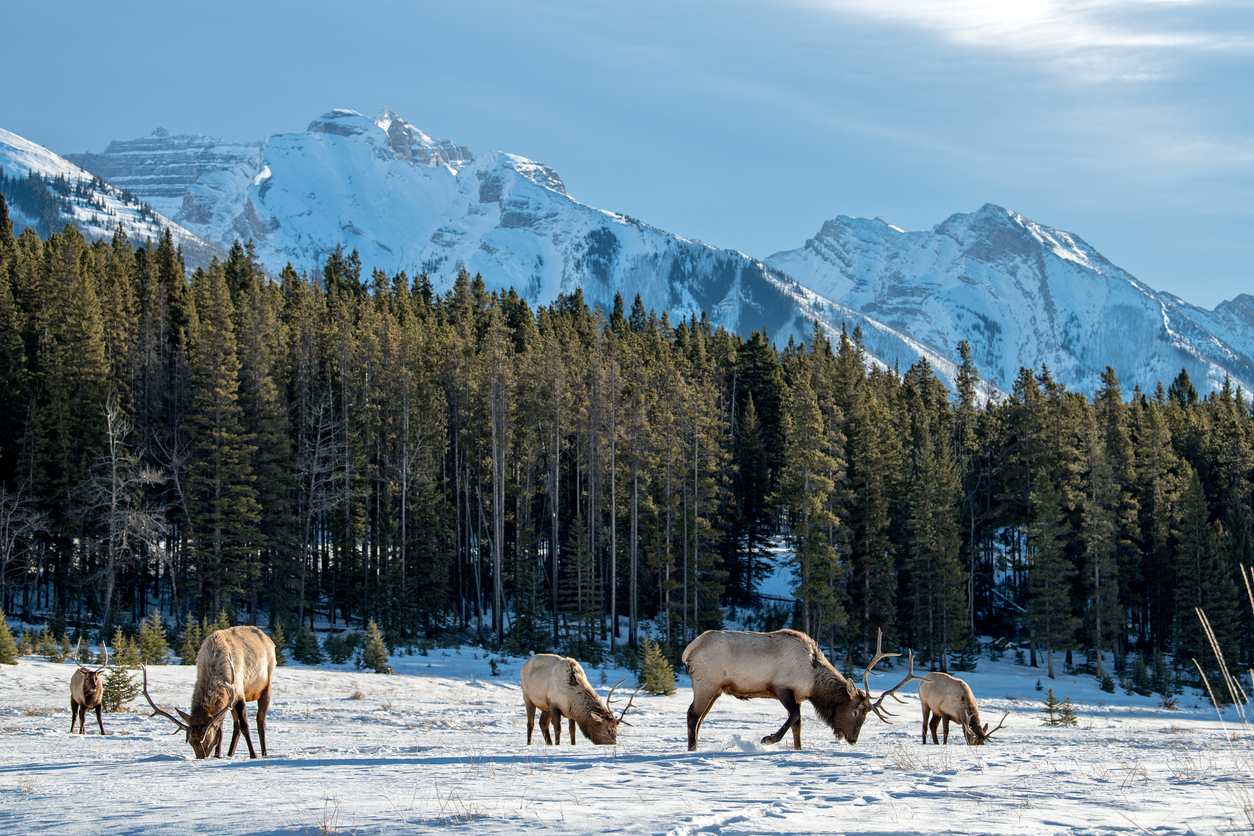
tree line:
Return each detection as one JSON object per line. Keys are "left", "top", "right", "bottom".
{"left": 0, "top": 194, "right": 1249, "bottom": 687}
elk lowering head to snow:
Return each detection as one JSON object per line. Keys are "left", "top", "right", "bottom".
{"left": 917, "top": 671, "right": 1007, "bottom": 745}
{"left": 521, "top": 653, "right": 640, "bottom": 746}
{"left": 142, "top": 625, "right": 276, "bottom": 759}
{"left": 69, "top": 643, "right": 109, "bottom": 735}
{"left": 682, "top": 628, "right": 921, "bottom": 751}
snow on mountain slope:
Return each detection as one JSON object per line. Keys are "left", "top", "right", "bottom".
{"left": 66, "top": 109, "right": 828, "bottom": 344}
{"left": 767, "top": 204, "right": 1254, "bottom": 395}
{"left": 0, "top": 127, "right": 218, "bottom": 266}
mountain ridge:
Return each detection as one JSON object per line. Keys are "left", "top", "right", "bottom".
{"left": 19, "top": 109, "right": 1254, "bottom": 397}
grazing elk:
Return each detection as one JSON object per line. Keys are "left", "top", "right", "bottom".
{"left": 521, "top": 653, "right": 640, "bottom": 745}
{"left": 69, "top": 643, "right": 108, "bottom": 735}
{"left": 683, "top": 628, "right": 920, "bottom": 751}
{"left": 142, "top": 625, "right": 276, "bottom": 759}
{"left": 918, "top": 671, "right": 1007, "bottom": 745}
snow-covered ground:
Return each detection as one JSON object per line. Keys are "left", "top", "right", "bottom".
{"left": 1, "top": 644, "right": 1250, "bottom": 835}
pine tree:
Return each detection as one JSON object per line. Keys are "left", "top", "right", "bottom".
{"left": 639, "top": 637, "right": 676, "bottom": 695}
{"left": 359, "top": 619, "right": 390, "bottom": 673}
{"left": 136, "top": 608, "right": 169, "bottom": 665}
{"left": 0, "top": 610, "right": 16, "bottom": 664}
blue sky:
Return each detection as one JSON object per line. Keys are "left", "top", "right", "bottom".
{"left": 3, "top": 0, "right": 1250, "bottom": 307}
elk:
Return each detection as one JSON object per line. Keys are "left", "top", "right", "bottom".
{"left": 69, "top": 643, "right": 108, "bottom": 735}
{"left": 683, "top": 628, "right": 920, "bottom": 751}
{"left": 918, "top": 671, "right": 1007, "bottom": 745}
{"left": 142, "top": 625, "right": 276, "bottom": 759}
{"left": 521, "top": 653, "right": 640, "bottom": 745}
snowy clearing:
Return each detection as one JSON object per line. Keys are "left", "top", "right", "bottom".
{"left": 1, "top": 648, "right": 1251, "bottom": 835}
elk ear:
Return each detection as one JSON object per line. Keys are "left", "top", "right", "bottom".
{"left": 177, "top": 708, "right": 193, "bottom": 724}
{"left": 982, "top": 723, "right": 989, "bottom": 733}
{"left": 843, "top": 677, "right": 859, "bottom": 700}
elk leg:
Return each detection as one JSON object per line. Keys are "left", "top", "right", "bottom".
{"left": 71, "top": 701, "right": 80, "bottom": 734}
{"left": 941, "top": 716, "right": 951, "bottom": 745}
{"left": 762, "top": 689, "right": 802, "bottom": 747}
{"left": 525, "top": 700, "right": 537, "bottom": 744}
{"left": 921, "top": 707, "right": 930, "bottom": 744}
{"left": 256, "top": 685, "right": 271, "bottom": 757}
{"left": 568, "top": 716, "right": 577, "bottom": 746}
{"left": 538, "top": 706, "right": 554, "bottom": 744}
{"left": 686, "top": 691, "right": 721, "bottom": 751}
{"left": 550, "top": 708, "right": 563, "bottom": 745}
{"left": 94, "top": 705, "right": 105, "bottom": 735}
{"left": 928, "top": 714, "right": 942, "bottom": 744}
{"left": 231, "top": 700, "right": 258, "bottom": 759}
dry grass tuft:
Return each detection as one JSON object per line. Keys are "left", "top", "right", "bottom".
{"left": 885, "top": 742, "right": 953, "bottom": 772}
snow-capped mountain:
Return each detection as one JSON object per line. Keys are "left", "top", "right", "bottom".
{"left": 766, "top": 205, "right": 1254, "bottom": 396}
{"left": 0, "top": 127, "right": 218, "bottom": 266}
{"left": 65, "top": 109, "right": 816, "bottom": 342}
{"left": 53, "top": 109, "right": 1254, "bottom": 396}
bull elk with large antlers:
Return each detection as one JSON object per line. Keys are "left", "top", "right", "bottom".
{"left": 521, "top": 653, "right": 640, "bottom": 745}
{"left": 69, "top": 643, "right": 108, "bottom": 735}
{"left": 683, "top": 628, "right": 920, "bottom": 750}
{"left": 918, "top": 671, "right": 1007, "bottom": 745}
{"left": 142, "top": 625, "right": 276, "bottom": 759}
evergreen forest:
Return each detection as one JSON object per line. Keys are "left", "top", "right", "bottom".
{"left": 0, "top": 194, "right": 1250, "bottom": 688}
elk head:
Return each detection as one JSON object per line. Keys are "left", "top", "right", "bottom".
{"left": 963, "top": 710, "right": 1008, "bottom": 746}
{"left": 75, "top": 640, "right": 109, "bottom": 697}
{"left": 142, "top": 660, "right": 236, "bottom": 759}
{"left": 584, "top": 679, "right": 643, "bottom": 745}
{"left": 835, "top": 629, "right": 923, "bottom": 744}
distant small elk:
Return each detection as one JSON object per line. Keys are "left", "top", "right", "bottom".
{"left": 918, "top": 671, "right": 1007, "bottom": 745}
{"left": 69, "top": 643, "right": 109, "bottom": 735}
{"left": 142, "top": 625, "right": 276, "bottom": 759}
{"left": 683, "top": 628, "right": 920, "bottom": 750}
{"left": 521, "top": 653, "right": 640, "bottom": 745}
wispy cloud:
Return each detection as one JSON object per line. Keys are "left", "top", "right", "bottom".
{"left": 803, "top": 0, "right": 1251, "bottom": 80}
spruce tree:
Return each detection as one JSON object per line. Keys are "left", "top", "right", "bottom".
{"left": 101, "top": 665, "right": 141, "bottom": 712}
{"left": 183, "top": 261, "right": 260, "bottom": 616}
{"left": 177, "top": 612, "right": 202, "bottom": 664}
{"left": 359, "top": 619, "right": 390, "bottom": 673}
{"left": 291, "top": 624, "right": 323, "bottom": 665}
{"left": 110, "top": 626, "right": 141, "bottom": 668}
{"left": 775, "top": 370, "right": 843, "bottom": 641}
{"left": 1173, "top": 469, "right": 1240, "bottom": 689}
{"left": 0, "top": 610, "right": 18, "bottom": 664}
{"left": 639, "top": 637, "right": 676, "bottom": 696}
{"left": 136, "top": 608, "right": 169, "bottom": 665}
{"left": 270, "top": 621, "right": 287, "bottom": 666}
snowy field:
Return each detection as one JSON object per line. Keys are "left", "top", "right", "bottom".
{"left": 1, "top": 645, "right": 1251, "bottom": 835}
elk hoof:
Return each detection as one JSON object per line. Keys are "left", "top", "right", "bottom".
{"left": 761, "top": 734, "right": 781, "bottom": 745}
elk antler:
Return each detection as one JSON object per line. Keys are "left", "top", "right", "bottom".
{"left": 861, "top": 629, "right": 923, "bottom": 722}
{"left": 983, "top": 711, "right": 1010, "bottom": 740}
{"left": 615, "top": 684, "right": 644, "bottom": 727}
{"left": 96, "top": 641, "right": 109, "bottom": 674}
{"left": 605, "top": 678, "right": 627, "bottom": 705}
{"left": 141, "top": 664, "right": 189, "bottom": 732}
